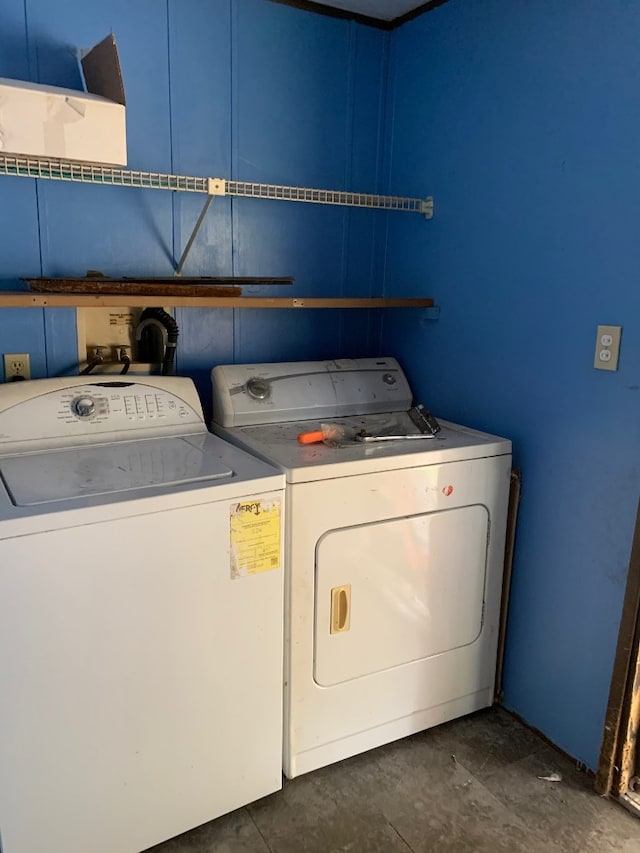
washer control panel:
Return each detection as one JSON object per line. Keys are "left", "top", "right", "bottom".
{"left": 64, "top": 389, "right": 181, "bottom": 423}
{"left": 0, "top": 378, "right": 205, "bottom": 451}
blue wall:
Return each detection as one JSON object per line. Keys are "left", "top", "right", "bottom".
{"left": 381, "top": 0, "right": 640, "bottom": 769}
{"left": 0, "top": 0, "right": 388, "bottom": 410}
{"left": 2, "top": 0, "right": 638, "bottom": 773}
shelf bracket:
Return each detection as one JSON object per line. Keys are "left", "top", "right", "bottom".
{"left": 174, "top": 194, "right": 215, "bottom": 276}
{"left": 174, "top": 179, "right": 228, "bottom": 275}
{"left": 419, "top": 305, "right": 440, "bottom": 323}
{"left": 423, "top": 196, "right": 434, "bottom": 219}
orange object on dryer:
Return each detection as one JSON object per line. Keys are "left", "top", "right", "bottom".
{"left": 297, "top": 430, "right": 324, "bottom": 445}
{"left": 296, "top": 423, "right": 347, "bottom": 446}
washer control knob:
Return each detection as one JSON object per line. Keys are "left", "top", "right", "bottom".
{"left": 246, "top": 377, "right": 270, "bottom": 400}
{"left": 382, "top": 373, "right": 397, "bottom": 386}
{"left": 72, "top": 396, "right": 96, "bottom": 418}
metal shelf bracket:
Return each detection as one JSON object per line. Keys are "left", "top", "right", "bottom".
{"left": 419, "top": 305, "right": 440, "bottom": 323}
{"left": 423, "top": 196, "right": 434, "bottom": 219}
{"left": 175, "top": 195, "right": 215, "bottom": 275}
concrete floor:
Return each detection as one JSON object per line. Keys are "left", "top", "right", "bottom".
{"left": 147, "top": 708, "right": 640, "bottom": 853}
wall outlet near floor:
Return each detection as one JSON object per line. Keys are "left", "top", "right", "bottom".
{"left": 3, "top": 353, "right": 31, "bottom": 381}
{"left": 593, "top": 325, "right": 621, "bottom": 371}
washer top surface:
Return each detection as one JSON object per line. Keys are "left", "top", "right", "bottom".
{"left": 1, "top": 435, "right": 233, "bottom": 506}
{"left": 0, "top": 377, "right": 283, "bottom": 527}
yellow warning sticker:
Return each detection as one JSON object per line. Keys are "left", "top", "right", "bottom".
{"left": 230, "top": 498, "right": 282, "bottom": 579}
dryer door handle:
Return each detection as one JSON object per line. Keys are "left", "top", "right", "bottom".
{"left": 330, "top": 584, "right": 351, "bottom": 634}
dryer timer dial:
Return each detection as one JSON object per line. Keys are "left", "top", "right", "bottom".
{"left": 246, "top": 377, "right": 271, "bottom": 400}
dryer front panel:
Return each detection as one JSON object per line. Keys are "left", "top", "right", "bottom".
{"left": 284, "top": 454, "right": 512, "bottom": 778}
{"left": 313, "top": 506, "right": 489, "bottom": 687}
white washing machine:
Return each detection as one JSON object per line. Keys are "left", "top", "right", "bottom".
{"left": 211, "top": 357, "right": 512, "bottom": 779}
{"left": 0, "top": 376, "right": 285, "bottom": 853}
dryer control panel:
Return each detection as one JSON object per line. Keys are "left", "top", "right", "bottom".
{"left": 0, "top": 377, "right": 205, "bottom": 453}
{"left": 211, "top": 357, "right": 413, "bottom": 427}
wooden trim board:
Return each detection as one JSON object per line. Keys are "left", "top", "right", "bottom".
{"left": 0, "top": 293, "right": 434, "bottom": 310}
{"left": 596, "top": 499, "right": 640, "bottom": 796}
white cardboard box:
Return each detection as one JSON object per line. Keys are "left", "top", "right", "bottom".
{"left": 0, "top": 34, "right": 127, "bottom": 166}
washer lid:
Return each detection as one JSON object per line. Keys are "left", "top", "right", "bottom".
{"left": 0, "top": 436, "right": 233, "bottom": 506}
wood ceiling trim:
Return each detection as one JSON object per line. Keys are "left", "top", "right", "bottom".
{"left": 266, "top": 0, "right": 451, "bottom": 30}
{"left": 391, "top": 0, "right": 452, "bottom": 27}
{"left": 265, "top": 0, "right": 393, "bottom": 30}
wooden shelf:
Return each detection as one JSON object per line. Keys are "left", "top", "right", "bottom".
{"left": 0, "top": 293, "right": 434, "bottom": 310}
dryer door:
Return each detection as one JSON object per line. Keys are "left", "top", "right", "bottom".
{"left": 314, "top": 505, "right": 489, "bottom": 687}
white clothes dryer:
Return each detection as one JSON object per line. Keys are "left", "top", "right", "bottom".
{"left": 0, "top": 377, "right": 285, "bottom": 853}
{"left": 211, "top": 357, "right": 512, "bottom": 779}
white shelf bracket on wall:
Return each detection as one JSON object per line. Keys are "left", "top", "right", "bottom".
{"left": 0, "top": 155, "right": 434, "bottom": 273}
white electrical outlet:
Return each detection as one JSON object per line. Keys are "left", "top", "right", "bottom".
{"left": 594, "top": 325, "right": 621, "bottom": 371}
{"left": 3, "top": 353, "right": 31, "bottom": 381}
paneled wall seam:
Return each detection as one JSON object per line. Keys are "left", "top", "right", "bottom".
{"left": 166, "top": 0, "right": 176, "bottom": 273}
{"left": 22, "top": 0, "right": 43, "bottom": 277}
{"left": 23, "top": 0, "right": 48, "bottom": 370}
{"left": 377, "top": 31, "right": 392, "bottom": 352}
{"left": 22, "top": 0, "right": 32, "bottom": 79}
{"left": 166, "top": 0, "right": 179, "bottom": 371}
{"left": 166, "top": 0, "right": 175, "bottom": 176}
{"left": 37, "top": 179, "right": 48, "bottom": 376}
{"left": 230, "top": 0, "right": 238, "bottom": 361}
{"left": 338, "top": 21, "right": 357, "bottom": 351}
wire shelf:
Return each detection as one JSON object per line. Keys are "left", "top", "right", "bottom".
{"left": 224, "top": 180, "right": 432, "bottom": 215}
{"left": 0, "top": 155, "right": 433, "bottom": 216}
{"left": 0, "top": 155, "right": 209, "bottom": 193}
